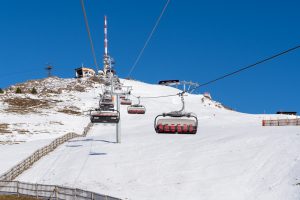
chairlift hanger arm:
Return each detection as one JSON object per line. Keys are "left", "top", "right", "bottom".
{"left": 137, "top": 96, "right": 141, "bottom": 105}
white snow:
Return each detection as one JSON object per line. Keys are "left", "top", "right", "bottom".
{"left": 1, "top": 78, "right": 300, "bottom": 200}
{"left": 0, "top": 139, "right": 52, "bottom": 175}
{"left": 0, "top": 77, "right": 95, "bottom": 173}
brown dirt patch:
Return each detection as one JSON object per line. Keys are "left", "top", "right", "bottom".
{"left": 13, "top": 129, "right": 30, "bottom": 134}
{"left": 0, "top": 123, "right": 11, "bottom": 134}
{"left": 4, "top": 98, "right": 49, "bottom": 108}
{"left": 74, "top": 85, "right": 85, "bottom": 92}
{"left": 49, "top": 121, "right": 64, "bottom": 125}
{"left": 58, "top": 107, "right": 81, "bottom": 115}
{"left": 0, "top": 195, "right": 40, "bottom": 200}
{"left": 88, "top": 76, "right": 106, "bottom": 84}
{"left": 0, "top": 141, "right": 25, "bottom": 145}
{"left": 3, "top": 97, "right": 58, "bottom": 114}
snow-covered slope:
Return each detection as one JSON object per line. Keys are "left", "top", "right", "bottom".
{"left": 0, "top": 77, "right": 98, "bottom": 173}
{"left": 1, "top": 78, "right": 300, "bottom": 200}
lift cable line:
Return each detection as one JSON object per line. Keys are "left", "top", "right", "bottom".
{"left": 194, "top": 44, "right": 300, "bottom": 89}
{"left": 131, "top": 92, "right": 184, "bottom": 99}
{"left": 126, "top": 0, "right": 171, "bottom": 79}
{"left": 80, "top": 0, "right": 99, "bottom": 72}
{"left": 130, "top": 44, "right": 300, "bottom": 100}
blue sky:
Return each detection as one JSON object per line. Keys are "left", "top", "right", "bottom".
{"left": 0, "top": 0, "right": 299, "bottom": 114}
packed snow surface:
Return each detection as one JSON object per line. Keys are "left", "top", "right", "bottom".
{"left": 2, "top": 78, "right": 300, "bottom": 200}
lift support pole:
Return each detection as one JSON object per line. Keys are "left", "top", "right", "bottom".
{"left": 116, "top": 94, "right": 121, "bottom": 143}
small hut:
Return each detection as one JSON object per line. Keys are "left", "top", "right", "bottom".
{"left": 276, "top": 111, "right": 297, "bottom": 116}
{"left": 75, "top": 66, "right": 95, "bottom": 78}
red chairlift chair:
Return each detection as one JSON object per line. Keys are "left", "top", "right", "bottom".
{"left": 154, "top": 93, "right": 198, "bottom": 134}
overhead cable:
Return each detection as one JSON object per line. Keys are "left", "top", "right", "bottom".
{"left": 195, "top": 45, "right": 300, "bottom": 89}
{"left": 80, "top": 0, "right": 99, "bottom": 72}
{"left": 126, "top": 0, "right": 171, "bottom": 79}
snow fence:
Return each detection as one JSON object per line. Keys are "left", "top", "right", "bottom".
{"left": 0, "top": 180, "right": 120, "bottom": 200}
{"left": 0, "top": 123, "right": 121, "bottom": 199}
{"left": 262, "top": 118, "right": 300, "bottom": 126}
{"left": 0, "top": 123, "right": 93, "bottom": 181}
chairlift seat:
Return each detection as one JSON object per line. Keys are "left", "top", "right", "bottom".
{"left": 127, "top": 105, "right": 146, "bottom": 114}
{"left": 182, "top": 124, "right": 188, "bottom": 133}
{"left": 170, "top": 124, "right": 176, "bottom": 133}
{"left": 121, "top": 99, "right": 132, "bottom": 105}
{"left": 100, "top": 102, "right": 114, "bottom": 110}
{"left": 90, "top": 110, "right": 120, "bottom": 123}
{"left": 189, "top": 124, "right": 194, "bottom": 133}
{"left": 103, "top": 97, "right": 112, "bottom": 102}
{"left": 154, "top": 93, "right": 198, "bottom": 134}
{"left": 158, "top": 124, "right": 164, "bottom": 132}
{"left": 164, "top": 124, "right": 170, "bottom": 132}
{"left": 154, "top": 115, "right": 198, "bottom": 134}
{"left": 177, "top": 124, "right": 182, "bottom": 133}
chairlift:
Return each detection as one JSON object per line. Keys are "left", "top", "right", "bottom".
{"left": 114, "top": 83, "right": 123, "bottom": 91}
{"left": 154, "top": 93, "right": 198, "bottom": 134}
{"left": 99, "top": 94, "right": 114, "bottom": 110}
{"left": 90, "top": 109, "right": 120, "bottom": 123}
{"left": 104, "top": 81, "right": 111, "bottom": 86}
{"left": 114, "top": 85, "right": 122, "bottom": 91}
{"left": 120, "top": 94, "right": 132, "bottom": 105}
{"left": 102, "top": 94, "right": 113, "bottom": 101}
{"left": 113, "top": 75, "right": 120, "bottom": 83}
{"left": 121, "top": 98, "right": 132, "bottom": 105}
{"left": 127, "top": 97, "right": 146, "bottom": 114}
{"left": 100, "top": 102, "right": 114, "bottom": 110}
{"left": 127, "top": 105, "right": 146, "bottom": 114}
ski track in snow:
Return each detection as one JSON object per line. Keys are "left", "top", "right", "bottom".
{"left": 1, "top": 79, "right": 300, "bottom": 200}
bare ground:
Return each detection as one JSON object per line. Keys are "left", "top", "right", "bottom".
{"left": 58, "top": 106, "right": 81, "bottom": 115}
{"left": 3, "top": 97, "right": 59, "bottom": 114}
{"left": 0, "top": 123, "right": 11, "bottom": 134}
{"left": 0, "top": 195, "right": 40, "bottom": 200}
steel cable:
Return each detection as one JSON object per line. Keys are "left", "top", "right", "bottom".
{"left": 125, "top": 0, "right": 171, "bottom": 80}
{"left": 80, "top": 0, "right": 99, "bottom": 72}
{"left": 195, "top": 45, "right": 300, "bottom": 89}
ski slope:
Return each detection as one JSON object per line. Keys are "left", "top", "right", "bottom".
{"left": 14, "top": 79, "right": 300, "bottom": 200}
{"left": 0, "top": 139, "right": 54, "bottom": 175}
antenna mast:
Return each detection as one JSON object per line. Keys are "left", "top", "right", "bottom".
{"left": 103, "top": 15, "right": 110, "bottom": 75}
{"left": 102, "top": 15, "right": 116, "bottom": 77}
{"left": 104, "top": 15, "right": 108, "bottom": 57}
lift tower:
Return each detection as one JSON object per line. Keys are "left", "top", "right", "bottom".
{"left": 103, "top": 16, "right": 115, "bottom": 76}
{"left": 45, "top": 64, "right": 53, "bottom": 77}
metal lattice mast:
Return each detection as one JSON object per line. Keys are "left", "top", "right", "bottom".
{"left": 104, "top": 15, "right": 108, "bottom": 57}
{"left": 103, "top": 15, "right": 110, "bottom": 75}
